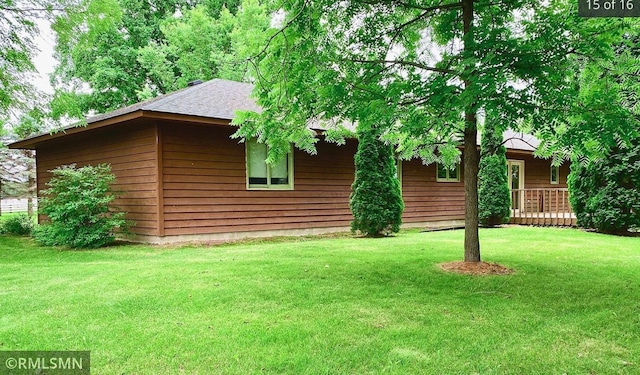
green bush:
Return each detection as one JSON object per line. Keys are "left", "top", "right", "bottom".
{"left": 0, "top": 213, "right": 34, "bottom": 236}
{"left": 568, "top": 143, "right": 640, "bottom": 235}
{"left": 478, "top": 124, "right": 511, "bottom": 227}
{"left": 34, "top": 164, "right": 130, "bottom": 248}
{"left": 350, "top": 126, "right": 404, "bottom": 237}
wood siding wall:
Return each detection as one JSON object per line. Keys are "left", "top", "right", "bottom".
{"left": 36, "top": 122, "right": 159, "bottom": 236}
{"left": 33, "top": 119, "right": 574, "bottom": 241}
{"left": 160, "top": 123, "right": 356, "bottom": 236}
{"left": 402, "top": 159, "right": 466, "bottom": 223}
{"left": 509, "top": 152, "right": 569, "bottom": 189}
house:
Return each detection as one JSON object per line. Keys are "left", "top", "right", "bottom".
{"left": 9, "top": 79, "right": 573, "bottom": 244}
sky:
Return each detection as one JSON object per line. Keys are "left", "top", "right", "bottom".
{"left": 32, "top": 19, "right": 56, "bottom": 94}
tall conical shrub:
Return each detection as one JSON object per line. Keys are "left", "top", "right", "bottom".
{"left": 350, "top": 126, "right": 404, "bottom": 236}
{"left": 478, "top": 123, "right": 511, "bottom": 227}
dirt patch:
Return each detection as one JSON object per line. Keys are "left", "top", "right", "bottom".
{"left": 439, "top": 261, "right": 514, "bottom": 276}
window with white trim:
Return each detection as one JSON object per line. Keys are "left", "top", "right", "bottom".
{"left": 550, "top": 165, "right": 560, "bottom": 185}
{"left": 436, "top": 163, "right": 460, "bottom": 182}
{"left": 246, "top": 139, "right": 293, "bottom": 190}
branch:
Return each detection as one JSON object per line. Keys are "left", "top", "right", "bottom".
{"left": 247, "top": 0, "right": 310, "bottom": 62}
{"left": 343, "top": 80, "right": 388, "bottom": 102}
{"left": 357, "top": 0, "right": 462, "bottom": 12}
{"left": 388, "top": 1, "right": 463, "bottom": 43}
{"left": 500, "top": 135, "right": 539, "bottom": 150}
{"left": 361, "top": 64, "right": 396, "bottom": 85}
{"left": 0, "top": 6, "right": 66, "bottom": 13}
{"left": 343, "top": 58, "right": 454, "bottom": 75}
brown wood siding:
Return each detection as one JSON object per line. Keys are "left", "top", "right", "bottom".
{"left": 508, "top": 153, "right": 569, "bottom": 189}
{"left": 35, "top": 122, "right": 159, "bottom": 236}
{"left": 31, "top": 115, "right": 578, "bottom": 240}
{"left": 160, "top": 123, "right": 356, "bottom": 236}
{"left": 401, "top": 158, "right": 466, "bottom": 223}
{"left": 507, "top": 152, "right": 572, "bottom": 212}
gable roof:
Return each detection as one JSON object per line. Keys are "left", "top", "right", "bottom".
{"left": 9, "top": 79, "right": 261, "bottom": 149}
{"left": 87, "top": 79, "right": 261, "bottom": 125}
{"left": 498, "top": 129, "right": 539, "bottom": 152}
{"left": 9, "top": 78, "right": 540, "bottom": 152}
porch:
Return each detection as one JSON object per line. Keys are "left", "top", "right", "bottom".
{"left": 509, "top": 188, "right": 577, "bottom": 226}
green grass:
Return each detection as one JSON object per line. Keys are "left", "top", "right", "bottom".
{"left": 1, "top": 227, "right": 639, "bottom": 374}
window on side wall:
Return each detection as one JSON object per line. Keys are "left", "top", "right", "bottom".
{"left": 436, "top": 163, "right": 460, "bottom": 182}
{"left": 246, "top": 139, "right": 293, "bottom": 190}
{"left": 550, "top": 165, "right": 560, "bottom": 185}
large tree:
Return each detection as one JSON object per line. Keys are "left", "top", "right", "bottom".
{"left": 535, "top": 25, "right": 640, "bottom": 160}
{"left": 1, "top": 1, "right": 78, "bottom": 210}
{"left": 233, "top": 1, "right": 637, "bottom": 262}
{"left": 566, "top": 31, "right": 640, "bottom": 235}
{"left": 0, "top": 0, "right": 78, "bottom": 129}
{"left": 50, "top": 0, "right": 196, "bottom": 119}
{"left": 138, "top": 0, "right": 269, "bottom": 93}
{"left": 50, "top": 0, "right": 267, "bottom": 120}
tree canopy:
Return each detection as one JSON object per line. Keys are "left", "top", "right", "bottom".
{"left": 0, "top": 0, "right": 75, "bottom": 129}
{"left": 233, "top": 0, "right": 639, "bottom": 261}
{"left": 50, "top": 0, "right": 268, "bottom": 120}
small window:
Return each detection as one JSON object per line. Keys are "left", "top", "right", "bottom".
{"left": 436, "top": 163, "right": 460, "bottom": 182}
{"left": 550, "top": 165, "right": 560, "bottom": 185}
{"left": 246, "top": 139, "right": 293, "bottom": 190}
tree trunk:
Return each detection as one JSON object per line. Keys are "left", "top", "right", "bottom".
{"left": 463, "top": 119, "right": 481, "bottom": 262}
{"left": 462, "top": 0, "right": 480, "bottom": 262}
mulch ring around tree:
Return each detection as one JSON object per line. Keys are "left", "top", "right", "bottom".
{"left": 439, "top": 261, "right": 514, "bottom": 276}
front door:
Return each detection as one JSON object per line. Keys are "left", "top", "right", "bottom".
{"left": 508, "top": 160, "right": 525, "bottom": 210}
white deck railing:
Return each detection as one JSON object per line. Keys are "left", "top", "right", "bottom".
{"left": 510, "top": 189, "right": 576, "bottom": 226}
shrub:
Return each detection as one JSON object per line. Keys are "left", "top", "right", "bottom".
{"left": 568, "top": 143, "right": 640, "bottom": 235}
{"left": 34, "top": 164, "right": 130, "bottom": 248}
{"left": 478, "top": 123, "right": 511, "bottom": 227}
{"left": 0, "top": 213, "right": 34, "bottom": 236}
{"left": 350, "top": 126, "right": 404, "bottom": 237}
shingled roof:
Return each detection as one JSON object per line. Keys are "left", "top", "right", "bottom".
{"left": 86, "top": 79, "right": 261, "bottom": 124}
{"left": 10, "top": 78, "right": 540, "bottom": 152}
{"left": 9, "top": 79, "right": 261, "bottom": 149}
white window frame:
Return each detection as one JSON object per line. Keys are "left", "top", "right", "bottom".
{"left": 550, "top": 165, "right": 560, "bottom": 185}
{"left": 245, "top": 140, "right": 294, "bottom": 190}
{"left": 436, "top": 162, "right": 460, "bottom": 182}
{"left": 508, "top": 159, "right": 525, "bottom": 210}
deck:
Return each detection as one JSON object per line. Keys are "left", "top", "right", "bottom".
{"left": 509, "top": 188, "right": 577, "bottom": 226}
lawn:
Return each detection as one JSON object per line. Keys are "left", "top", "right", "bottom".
{"left": 0, "top": 227, "right": 638, "bottom": 374}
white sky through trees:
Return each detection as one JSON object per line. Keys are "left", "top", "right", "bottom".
{"left": 32, "top": 19, "right": 55, "bottom": 94}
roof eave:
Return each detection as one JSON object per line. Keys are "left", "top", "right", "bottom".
{"left": 142, "top": 111, "right": 233, "bottom": 126}
{"left": 7, "top": 110, "right": 239, "bottom": 150}
{"left": 8, "top": 111, "right": 145, "bottom": 150}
